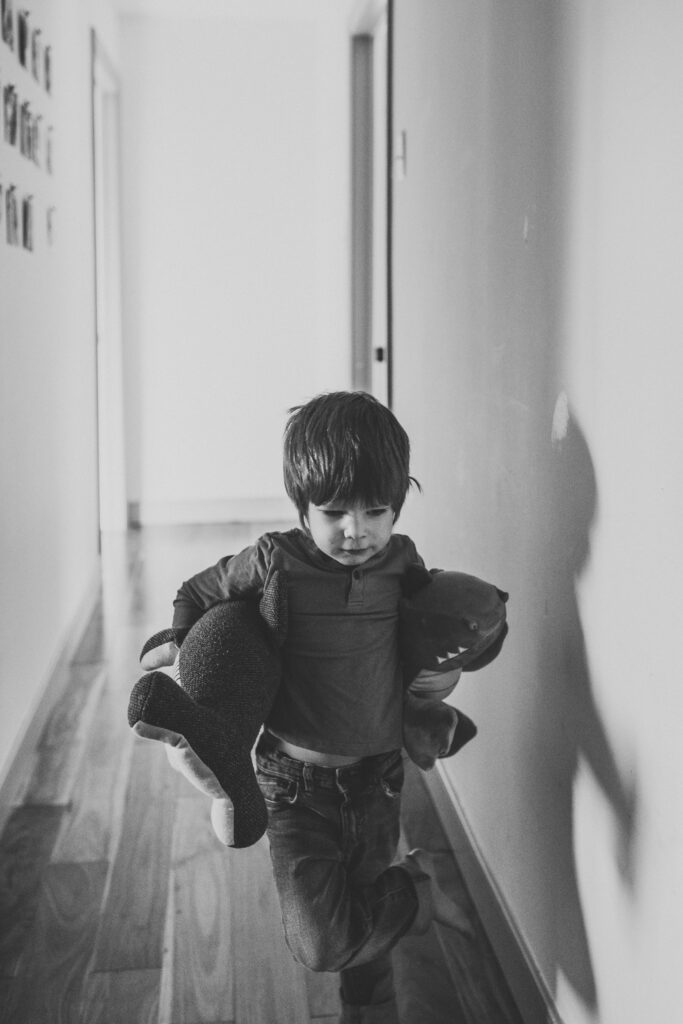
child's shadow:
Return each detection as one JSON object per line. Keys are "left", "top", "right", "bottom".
{"left": 529, "top": 407, "right": 638, "bottom": 1010}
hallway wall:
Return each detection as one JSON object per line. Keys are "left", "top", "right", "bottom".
{"left": 0, "top": 1, "right": 120, "bottom": 799}
{"left": 391, "top": 2, "right": 682, "bottom": 1022}
{"left": 119, "top": 0, "right": 356, "bottom": 525}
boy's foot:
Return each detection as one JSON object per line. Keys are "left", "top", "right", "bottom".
{"left": 402, "top": 848, "right": 474, "bottom": 936}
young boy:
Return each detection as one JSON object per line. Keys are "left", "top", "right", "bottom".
{"left": 168, "top": 392, "right": 469, "bottom": 1024}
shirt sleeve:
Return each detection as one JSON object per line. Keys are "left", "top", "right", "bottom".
{"left": 171, "top": 533, "right": 275, "bottom": 637}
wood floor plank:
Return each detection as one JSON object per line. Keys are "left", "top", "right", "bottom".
{"left": 81, "top": 968, "right": 161, "bottom": 1024}
{"left": 0, "top": 805, "right": 64, "bottom": 977}
{"left": 434, "top": 919, "right": 524, "bottom": 1024}
{"left": 400, "top": 759, "right": 452, "bottom": 852}
{"left": 23, "top": 664, "right": 107, "bottom": 807}
{"left": 393, "top": 928, "right": 467, "bottom": 1024}
{"left": 2, "top": 860, "right": 109, "bottom": 1024}
{"left": 90, "top": 736, "right": 179, "bottom": 971}
{"left": 160, "top": 795, "right": 235, "bottom": 1024}
{"left": 231, "top": 836, "right": 311, "bottom": 1024}
{"left": 400, "top": 766, "right": 523, "bottom": 1024}
{"left": 72, "top": 600, "right": 106, "bottom": 665}
{"left": 51, "top": 684, "right": 136, "bottom": 864}
{"left": 304, "top": 968, "right": 341, "bottom": 1020}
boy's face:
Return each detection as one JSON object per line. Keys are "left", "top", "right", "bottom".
{"left": 306, "top": 502, "right": 394, "bottom": 566}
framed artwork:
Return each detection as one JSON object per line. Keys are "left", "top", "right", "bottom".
{"left": 1, "top": 0, "right": 14, "bottom": 51}
{"left": 6, "top": 184, "right": 18, "bottom": 244}
{"left": 3, "top": 83, "right": 17, "bottom": 144}
{"left": 44, "top": 44, "right": 51, "bottom": 93}
{"left": 21, "top": 192, "right": 32, "bottom": 249}
{"left": 1, "top": 9, "right": 55, "bottom": 252}
{"left": 31, "top": 26, "right": 40, "bottom": 81}
{"left": 17, "top": 7, "right": 28, "bottom": 66}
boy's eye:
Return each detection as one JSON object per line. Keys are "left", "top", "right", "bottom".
{"left": 367, "top": 507, "right": 391, "bottom": 518}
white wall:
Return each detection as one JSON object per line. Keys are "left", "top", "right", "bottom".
{"left": 119, "top": 0, "right": 355, "bottom": 525}
{"left": 392, "top": 2, "right": 683, "bottom": 1022}
{"left": 0, "top": 1, "right": 120, "bottom": 794}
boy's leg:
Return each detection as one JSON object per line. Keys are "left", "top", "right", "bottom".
{"left": 338, "top": 952, "right": 397, "bottom": 1024}
{"left": 256, "top": 742, "right": 416, "bottom": 974}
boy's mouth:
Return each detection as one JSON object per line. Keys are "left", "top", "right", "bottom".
{"left": 339, "top": 547, "right": 371, "bottom": 559}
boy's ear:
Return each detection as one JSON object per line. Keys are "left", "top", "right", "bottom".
{"left": 402, "top": 563, "right": 435, "bottom": 596}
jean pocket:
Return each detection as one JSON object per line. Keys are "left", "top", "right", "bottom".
{"left": 258, "top": 771, "right": 299, "bottom": 808}
{"left": 379, "top": 753, "right": 404, "bottom": 799}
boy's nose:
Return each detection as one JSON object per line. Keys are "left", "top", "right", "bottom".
{"left": 344, "top": 514, "right": 367, "bottom": 539}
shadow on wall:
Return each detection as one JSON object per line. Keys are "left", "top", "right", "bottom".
{"left": 529, "top": 407, "right": 638, "bottom": 1012}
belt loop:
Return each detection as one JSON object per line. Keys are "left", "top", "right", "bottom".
{"left": 302, "top": 763, "right": 313, "bottom": 793}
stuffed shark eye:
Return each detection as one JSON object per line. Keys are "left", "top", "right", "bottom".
{"left": 465, "top": 619, "right": 479, "bottom": 632}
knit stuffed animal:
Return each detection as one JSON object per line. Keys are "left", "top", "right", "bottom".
{"left": 127, "top": 563, "right": 507, "bottom": 847}
{"left": 128, "top": 570, "right": 286, "bottom": 849}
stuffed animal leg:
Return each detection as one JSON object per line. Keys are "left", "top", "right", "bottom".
{"left": 127, "top": 572, "right": 286, "bottom": 848}
{"left": 400, "top": 568, "right": 509, "bottom": 770}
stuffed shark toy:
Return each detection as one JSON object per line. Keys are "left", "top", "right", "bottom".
{"left": 128, "top": 563, "right": 508, "bottom": 848}
{"left": 399, "top": 565, "right": 509, "bottom": 769}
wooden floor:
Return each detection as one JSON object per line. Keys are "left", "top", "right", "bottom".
{"left": 0, "top": 524, "right": 522, "bottom": 1024}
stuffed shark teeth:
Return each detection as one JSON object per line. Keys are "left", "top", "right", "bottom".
{"left": 435, "top": 647, "right": 468, "bottom": 664}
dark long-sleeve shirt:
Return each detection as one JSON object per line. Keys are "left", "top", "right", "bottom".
{"left": 173, "top": 529, "right": 424, "bottom": 757}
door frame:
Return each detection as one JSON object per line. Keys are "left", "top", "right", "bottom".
{"left": 91, "top": 30, "right": 127, "bottom": 536}
{"left": 350, "top": 0, "right": 392, "bottom": 406}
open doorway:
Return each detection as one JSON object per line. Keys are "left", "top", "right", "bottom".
{"left": 351, "top": 0, "right": 390, "bottom": 406}
{"left": 91, "top": 30, "right": 127, "bottom": 536}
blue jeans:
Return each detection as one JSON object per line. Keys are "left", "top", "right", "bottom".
{"left": 255, "top": 732, "right": 420, "bottom": 1022}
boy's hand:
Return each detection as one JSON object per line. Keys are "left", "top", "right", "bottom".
{"left": 140, "top": 640, "right": 179, "bottom": 671}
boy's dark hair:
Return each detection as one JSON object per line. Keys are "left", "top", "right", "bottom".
{"left": 283, "top": 391, "right": 419, "bottom": 525}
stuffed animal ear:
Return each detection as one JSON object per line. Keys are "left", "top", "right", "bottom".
{"left": 259, "top": 569, "right": 288, "bottom": 646}
{"left": 402, "top": 563, "right": 435, "bottom": 596}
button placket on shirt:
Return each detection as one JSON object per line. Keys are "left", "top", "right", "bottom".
{"left": 347, "top": 568, "right": 366, "bottom": 607}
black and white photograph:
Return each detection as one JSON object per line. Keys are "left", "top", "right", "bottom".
{"left": 5, "top": 180, "right": 18, "bottom": 244}
{"left": 30, "top": 26, "right": 41, "bottom": 82}
{"left": 20, "top": 191, "right": 32, "bottom": 249}
{"left": 18, "top": 97, "right": 30, "bottom": 156}
{"left": 45, "top": 122, "right": 53, "bottom": 173}
{"left": 43, "top": 42, "right": 51, "bottom": 93}
{"left": 3, "top": 81, "right": 17, "bottom": 145}
{"left": 16, "top": 6, "right": 27, "bottom": 66}
{"left": 1, "top": 0, "right": 14, "bottom": 51}
{"left": 0, "top": 3, "right": 680, "bottom": 1024}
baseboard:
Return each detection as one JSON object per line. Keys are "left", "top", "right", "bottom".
{"left": 128, "top": 496, "right": 294, "bottom": 527}
{"left": 0, "top": 566, "right": 102, "bottom": 835}
{"left": 422, "top": 764, "right": 564, "bottom": 1024}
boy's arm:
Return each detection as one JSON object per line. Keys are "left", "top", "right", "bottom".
{"left": 171, "top": 535, "right": 274, "bottom": 642}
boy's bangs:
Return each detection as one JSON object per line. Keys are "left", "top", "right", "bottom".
{"left": 307, "top": 452, "right": 397, "bottom": 510}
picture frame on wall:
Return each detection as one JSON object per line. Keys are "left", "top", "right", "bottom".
{"left": 31, "top": 112, "right": 41, "bottom": 165}
{"left": 21, "top": 193, "right": 33, "bottom": 250}
{"left": 6, "top": 184, "right": 19, "bottom": 245}
{"left": 46, "top": 124, "right": 53, "bottom": 173}
{"left": 17, "top": 7, "right": 28, "bottom": 66}
{"left": 3, "top": 83, "right": 17, "bottom": 145}
{"left": 44, "top": 44, "right": 51, "bottom": 93}
{"left": 1, "top": 0, "right": 15, "bottom": 51}
{"left": 31, "top": 27, "right": 41, "bottom": 82}
{"left": 19, "top": 98, "right": 30, "bottom": 156}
